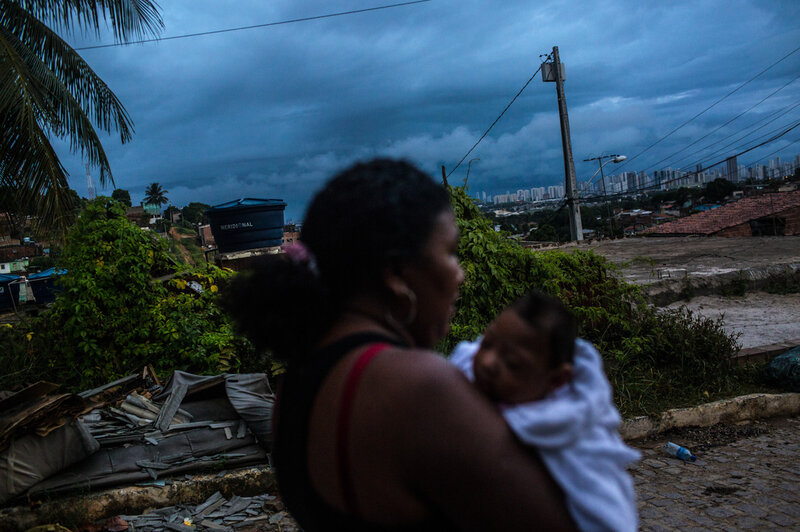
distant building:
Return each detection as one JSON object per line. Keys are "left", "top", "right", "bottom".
{"left": 282, "top": 224, "right": 301, "bottom": 247}
{"left": 198, "top": 224, "right": 216, "bottom": 248}
{"left": 0, "top": 244, "right": 41, "bottom": 274}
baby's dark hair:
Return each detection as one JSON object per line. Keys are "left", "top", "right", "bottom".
{"left": 219, "top": 158, "right": 451, "bottom": 362}
{"left": 510, "top": 291, "right": 576, "bottom": 368}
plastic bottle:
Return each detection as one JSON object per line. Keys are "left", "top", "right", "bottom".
{"left": 663, "top": 441, "right": 696, "bottom": 462}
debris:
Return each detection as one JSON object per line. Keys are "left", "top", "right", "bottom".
{"left": 1, "top": 370, "right": 274, "bottom": 504}
{"left": 663, "top": 441, "right": 697, "bottom": 462}
{"left": 102, "top": 492, "right": 280, "bottom": 531}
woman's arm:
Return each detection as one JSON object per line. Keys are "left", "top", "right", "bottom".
{"left": 389, "top": 351, "right": 578, "bottom": 531}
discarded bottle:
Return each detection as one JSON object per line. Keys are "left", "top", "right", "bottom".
{"left": 664, "top": 441, "right": 696, "bottom": 462}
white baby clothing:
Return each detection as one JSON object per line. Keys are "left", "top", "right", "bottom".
{"left": 450, "top": 338, "right": 640, "bottom": 532}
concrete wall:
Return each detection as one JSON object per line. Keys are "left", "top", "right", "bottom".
{"left": 784, "top": 205, "right": 800, "bottom": 235}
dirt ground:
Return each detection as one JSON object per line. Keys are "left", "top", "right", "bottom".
{"left": 666, "top": 292, "right": 800, "bottom": 349}
{"left": 569, "top": 236, "right": 800, "bottom": 349}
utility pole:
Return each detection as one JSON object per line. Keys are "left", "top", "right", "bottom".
{"left": 543, "top": 46, "right": 582, "bottom": 241}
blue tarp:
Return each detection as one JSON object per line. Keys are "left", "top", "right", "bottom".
{"left": 0, "top": 269, "right": 66, "bottom": 310}
{"left": 28, "top": 268, "right": 67, "bottom": 304}
{"left": 0, "top": 274, "right": 21, "bottom": 311}
{"left": 28, "top": 268, "right": 67, "bottom": 280}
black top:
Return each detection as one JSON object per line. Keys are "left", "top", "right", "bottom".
{"left": 273, "top": 332, "right": 457, "bottom": 531}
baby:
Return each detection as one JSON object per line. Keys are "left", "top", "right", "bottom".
{"left": 450, "top": 291, "right": 640, "bottom": 532}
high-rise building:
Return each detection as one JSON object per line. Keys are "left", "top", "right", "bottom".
{"left": 725, "top": 156, "right": 738, "bottom": 182}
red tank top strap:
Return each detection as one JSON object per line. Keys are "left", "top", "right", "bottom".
{"left": 336, "top": 342, "right": 391, "bottom": 517}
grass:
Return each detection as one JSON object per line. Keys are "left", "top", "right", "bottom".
{"left": 175, "top": 225, "right": 196, "bottom": 236}
{"left": 182, "top": 238, "right": 206, "bottom": 265}
{"left": 612, "top": 362, "right": 780, "bottom": 419}
{"left": 604, "top": 306, "right": 758, "bottom": 418}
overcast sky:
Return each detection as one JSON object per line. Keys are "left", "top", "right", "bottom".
{"left": 56, "top": 0, "right": 800, "bottom": 221}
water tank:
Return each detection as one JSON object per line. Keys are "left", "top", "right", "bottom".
{"left": 205, "top": 198, "right": 287, "bottom": 253}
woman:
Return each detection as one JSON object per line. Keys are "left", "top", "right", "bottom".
{"left": 223, "top": 159, "right": 576, "bottom": 531}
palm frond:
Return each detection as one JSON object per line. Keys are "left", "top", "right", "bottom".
{"left": 0, "top": 0, "right": 163, "bottom": 237}
{"left": 5, "top": 0, "right": 163, "bottom": 41}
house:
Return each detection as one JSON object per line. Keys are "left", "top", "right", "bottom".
{"left": 282, "top": 224, "right": 301, "bottom": 247}
{"left": 126, "top": 204, "right": 163, "bottom": 226}
{"left": 198, "top": 224, "right": 216, "bottom": 248}
{"left": 0, "top": 244, "right": 41, "bottom": 274}
{"left": 645, "top": 191, "right": 800, "bottom": 237}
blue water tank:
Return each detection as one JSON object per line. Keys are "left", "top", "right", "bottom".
{"left": 205, "top": 198, "right": 287, "bottom": 253}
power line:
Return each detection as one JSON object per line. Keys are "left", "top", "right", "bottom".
{"left": 75, "top": 0, "right": 431, "bottom": 51}
{"left": 743, "top": 137, "right": 800, "bottom": 168}
{"left": 587, "top": 120, "right": 800, "bottom": 201}
{"left": 447, "top": 55, "right": 550, "bottom": 178}
{"left": 639, "top": 72, "right": 800, "bottom": 173}
{"left": 682, "top": 112, "right": 800, "bottom": 171}
{"left": 671, "top": 100, "right": 800, "bottom": 170}
{"left": 613, "top": 44, "right": 800, "bottom": 173}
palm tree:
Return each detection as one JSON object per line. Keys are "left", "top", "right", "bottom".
{"left": 143, "top": 182, "right": 167, "bottom": 207}
{"left": 0, "top": 1, "right": 163, "bottom": 237}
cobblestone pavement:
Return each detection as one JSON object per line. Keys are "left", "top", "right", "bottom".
{"left": 630, "top": 416, "right": 800, "bottom": 531}
{"left": 245, "top": 417, "right": 800, "bottom": 531}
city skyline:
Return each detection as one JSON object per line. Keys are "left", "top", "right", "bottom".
{"left": 476, "top": 152, "right": 800, "bottom": 204}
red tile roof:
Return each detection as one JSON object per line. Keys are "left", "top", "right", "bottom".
{"left": 645, "top": 191, "right": 800, "bottom": 236}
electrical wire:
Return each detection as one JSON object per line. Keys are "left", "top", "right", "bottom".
{"left": 613, "top": 44, "right": 800, "bottom": 173}
{"left": 682, "top": 113, "right": 800, "bottom": 171}
{"left": 638, "top": 72, "right": 800, "bottom": 174}
{"left": 742, "top": 137, "right": 800, "bottom": 168}
{"left": 671, "top": 100, "right": 800, "bottom": 170}
{"left": 447, "top": 55, "right": 550, "bottom": 178}
{"left": 587, "top": 120, "right": 800, "bottom": 201}
{"left": 75, "top": 0, "right": 431, "bottom": 51}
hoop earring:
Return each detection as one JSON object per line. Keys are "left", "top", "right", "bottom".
{"left": 386, "top": 286, "right": 417, "bottom": 327}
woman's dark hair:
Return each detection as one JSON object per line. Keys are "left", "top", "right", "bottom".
{"left": 220, "top": 158, "right": 451, "bottom": 362}
{"left": 510, "top": 291, "right": 576, "bottom": 368}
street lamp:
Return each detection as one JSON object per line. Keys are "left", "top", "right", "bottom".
{"left": 464, "top": 158, "right": 480, "bottom": 186}
{"left": 583, "top": 154, "right": 627, "bottom": 239}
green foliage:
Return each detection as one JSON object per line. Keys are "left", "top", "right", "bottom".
{"left": 26, "top": 198, "right": 254, "bottom": 390}
{"left": 181, "top": 202, "right": 211, "bottom": 225}
{"left": 528, "top": 223, "right": 558, "bottom": 242}
{"left": 704, "top": 178, "right": 737, "bottom": 203}
{"left": 0, "top": 0, "right": 162, "bottom": 237}
{"left": 111, "top": 188, "right": 132, "bottom": 207}
{"left": 447, "top": 186, "right": 744, "bottom": 417}
{"left": 0, "top": 322, "right": 41, "bottom": 391}
{"left": 144, "top": 182, "right": 169, "bottom": 207}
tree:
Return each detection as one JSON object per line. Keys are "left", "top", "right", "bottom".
{"left": 35, "top": 197, "right": 253, "bottom": 389}
{"left": 144, "top": 182, "right": 168, "bottom": 207}
{"left": 704, "top": 178, "right": 736, "bottom": 203}
{"left": 111, "top": 188, "right": 132, "bottom": 207}
{"left": 0, "top": 1, "right": 162, "bottom": 237}
{"left": 181, "top": 202, "right": 211, "bottom": 224}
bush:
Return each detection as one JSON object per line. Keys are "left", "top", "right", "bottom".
{"left": 0, "top": 323, "right": 42, "bottom": 391}
{"left": 447, "top": 186, "right": 744, "bottom": 416}
{"left": 12, "top": 198, "right": 257, "bottom": 391}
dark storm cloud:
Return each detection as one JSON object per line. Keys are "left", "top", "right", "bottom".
{"left": 56, "top": 0, "right": 800, "bottom": 219}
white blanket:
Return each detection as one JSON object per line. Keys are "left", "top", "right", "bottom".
{"left": 450, "top": 338, "right": 640, "bottom": 532}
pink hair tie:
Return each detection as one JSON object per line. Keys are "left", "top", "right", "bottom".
{"left": 285, "top": 242, "right": 319, "bottom": 277}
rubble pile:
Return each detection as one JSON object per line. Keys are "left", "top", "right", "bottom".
{"left": 106, "top": 491, "right": 293, "bottom": 531}
{"left": 0, "top": 369, "right": 275, "bottom": 506}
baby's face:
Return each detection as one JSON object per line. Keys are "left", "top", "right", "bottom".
{"left": 472, "top": 309, "right": 555, "bottom": 404}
